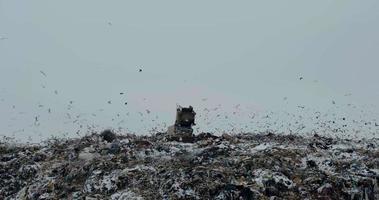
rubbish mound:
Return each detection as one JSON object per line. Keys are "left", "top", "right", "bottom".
{"left": 1, "top": 131, "right": 379, "bottom": 199}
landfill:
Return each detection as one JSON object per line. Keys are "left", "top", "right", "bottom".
{"left": 1, "top": 131, "right": 379, "bottom": 199}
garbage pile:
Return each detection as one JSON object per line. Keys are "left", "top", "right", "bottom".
{"left": 1, "top": 131, "right": 379, "bottom": 199}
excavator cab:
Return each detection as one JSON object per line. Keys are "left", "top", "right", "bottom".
{"left": 175, "top": 106, "right": 196, "bottom": 128}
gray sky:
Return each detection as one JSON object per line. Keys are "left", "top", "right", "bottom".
{"left": 1, "top": 1, "right": 379, "bottom": 141}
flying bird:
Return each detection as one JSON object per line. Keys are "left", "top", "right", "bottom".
{"left": 40, "top": 70, "right": 47, "bottom": 77}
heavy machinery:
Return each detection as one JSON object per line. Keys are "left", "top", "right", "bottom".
{"left": 167, "top": 105, "right": 196, "bottom": 142}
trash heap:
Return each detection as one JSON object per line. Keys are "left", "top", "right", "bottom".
{"left": 1, "top": 131, "right": 379, "bottom": 200}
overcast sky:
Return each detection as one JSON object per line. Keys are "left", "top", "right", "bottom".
{"left": 1, "top": 1, "right": 379, "bottom": 141}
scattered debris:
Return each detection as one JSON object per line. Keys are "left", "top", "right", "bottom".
{"left": 1, "top": 132, "right": 378, "bottom": 199}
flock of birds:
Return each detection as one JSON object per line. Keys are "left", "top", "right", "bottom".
{"left": 1, "top": 30, "right": 378, "bottom": 141}
{"left": 1, "top": 66, "right": 378, "bottom": 141}
{"left": 1, "top": 67, "right": 148, "bottom": 141}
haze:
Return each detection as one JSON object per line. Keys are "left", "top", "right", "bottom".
{"left": 1, "top": 1, "right": 379, "bottom": 141}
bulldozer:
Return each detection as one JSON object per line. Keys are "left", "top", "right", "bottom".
{"left": 167, "top": 105, "right": 196, "bottom": 142}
